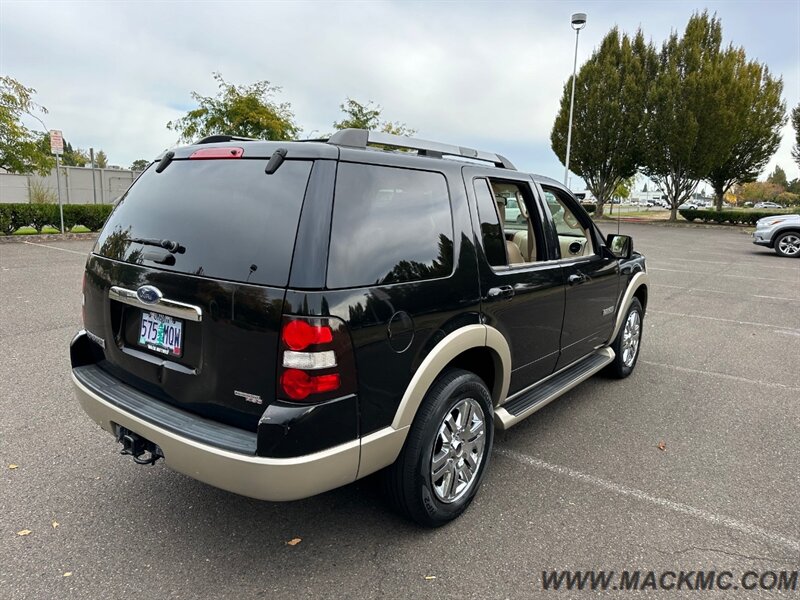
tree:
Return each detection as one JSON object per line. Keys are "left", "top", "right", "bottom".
{"left": 642, "top": 182, "right": 649, "bottom": 193}
{"left": 551, "top": 29, "right": 656, "bottom": 217}
{"left": 766, "top": 165, "right": 788, "bottom": 189}
{"left": 642, "top": 12, "right": 731, "bottom": 221}
{"left": 704, "top": 49, "right": 785, "bottom": 211}
{"left": 59, "top": 140, "right": 89, "bottom": 167}
{"left": 94, "top": 149, "right": 108, "bottom": 169}
{"left": 333, "top": 98, "right": 416, "bottom": 136}
{"left": 738, "top": 181, "right": 783, "bottom": 202}
{"left": 130, "top": 159, "right": 150, "bottom": 172}
{"left": 792, "top": 103, "right": 800, "bottom": 169}
{"left": 0, "top": 76, "right": 54, "bottom": 174}
{"left": 167, "top": 72, "right": 299, "bottom": 142}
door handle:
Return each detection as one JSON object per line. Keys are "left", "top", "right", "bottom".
{"left": 567, "top": 273, "right": 587, "bottom": 286}
{"left": 487, "top": 285, "right": 515, "bottom": 301}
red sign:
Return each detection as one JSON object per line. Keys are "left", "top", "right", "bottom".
{"left": 49, "top": 130, "right": 64, "bottom": 155}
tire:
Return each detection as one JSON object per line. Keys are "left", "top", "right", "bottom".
{"left": 605, "top": 297, "right": 644, "bottom": 379}
{"left": 383, "top": 369, "right": 494, "bottom": 527}
{"left": 774, "top": 231, "right": 800, "bottom": 258}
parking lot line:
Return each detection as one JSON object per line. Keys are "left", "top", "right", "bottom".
{"left": 649, "top": 310, "right": 800, "bottom": 333}
{"left": 650, "top": 257, "right": 800, "bottom": 271}
{"left": 640, "top": 360, "right": 800, "bottom": 391}
{"left": 653, "top": 283, "right": 798, "bottom": 302}
{"left": 497, "top": 447, "right": 800, "bottom": 554}
{"left": 22, "top": 240, "right": 88, "bottom": 256}
{"left": 649, "top": 268, "right": 789, "bottom": 283}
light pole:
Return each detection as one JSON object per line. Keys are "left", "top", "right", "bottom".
{"left": 564, "top": 12, "right": 587, "bottom": 187}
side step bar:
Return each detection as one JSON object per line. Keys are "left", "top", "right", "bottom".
{"left": 494, "top": 347, "right": 615, "bottom": 430}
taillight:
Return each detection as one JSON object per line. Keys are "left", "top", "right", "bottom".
{"left": 189, "top": 147, "right": 244, "bottom": 159}
{"left": 277, "top": 316, "right": 357, "bottom": 402}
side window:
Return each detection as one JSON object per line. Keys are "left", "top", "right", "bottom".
{"left": 542, "top": 188, "right": 594, "bottom": 258}
{"left": 489, "top": 180, "right": 542, "bottom": 264}
{"left": 473, "top": 178, "right": 507, "bottom": 267}
{"left": 327, "top": 163, "right": 454, "bottom": 288}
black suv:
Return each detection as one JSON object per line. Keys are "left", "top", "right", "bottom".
{"left": 71, "top": 129, "right": 648, "bottom": 526}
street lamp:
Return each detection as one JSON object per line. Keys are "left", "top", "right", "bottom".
{"left": 564, "top": 11, "right": 587, "bottom": 187}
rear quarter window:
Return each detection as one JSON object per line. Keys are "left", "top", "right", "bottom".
{"left": 95, "top": 159, "right": 312, "bottom": 286}
{"left": 326, "top": 163, "right": 454, "bottom": 288}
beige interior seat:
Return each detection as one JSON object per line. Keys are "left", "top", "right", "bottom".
{"left": 512, "top": 231, "right": 537, "bottom": 262}
{"left": 496, "top": 199, "right": 524, "bottom": 264}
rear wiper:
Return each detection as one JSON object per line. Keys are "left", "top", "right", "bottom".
{"left": 129, "top": 237, "right": 185, "bottom": 254}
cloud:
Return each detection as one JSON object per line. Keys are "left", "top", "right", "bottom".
{"left": 2, "top": 0, "right": 798, "bottom": 181}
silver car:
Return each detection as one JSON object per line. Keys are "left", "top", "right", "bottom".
{"left": 752, "top": 214, "right": 800, "bottom": 258}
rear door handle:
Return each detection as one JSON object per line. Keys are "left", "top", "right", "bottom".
{"left": 567, "top": 273, "right": 587, "bottom": 286}
{"left": 487, "top": 285, "right": 515, "bottom": 301}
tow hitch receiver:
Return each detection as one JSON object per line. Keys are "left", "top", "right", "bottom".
{"left": 116, "top": 426, "right": 164, "bottom": 466}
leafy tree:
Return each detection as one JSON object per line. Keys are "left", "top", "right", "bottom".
{"left": 167, "top": 72, "right": 299, "bottom": 142}
{"left": 0, "top": 76, "right": 54, "bottom": 174}
{"left": 641, "top": 12, "right": 731, "bottom": 221}
{"left": 130, "top": 159, "right": 150, "bottom": 172}
{"left": 792, "top": 103, "right": 800, "bottom": 169}
{"left": 551, "top": 29, "right": 656, "bottom": 217}
{"left": 705, "top": 49, "right": 785, "bottom": 211}
{"left": 766, "top": 165, "right": 788, "bottom": 189}
{"left": 60, "top": 140, "right": 89, "bottom": 167}
{"left": 787, "top": 178, "right": 800, "bottom": 195}
{"left": 333, "top": 98, "right": 416, "bottom": 136}
{"left": 738, "top": 181, "right": 783, "bottom": 202}
{"left": 94, "top": 149, "right": 108, "bottom": 169}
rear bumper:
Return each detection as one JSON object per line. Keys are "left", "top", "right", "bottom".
{"left": 72, "top": 371, "right": 360, "bottom": 501}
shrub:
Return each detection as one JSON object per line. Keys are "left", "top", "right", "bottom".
{"left": 40, "top": 225, "right": 60, "bottom": 234}
{"left": 679, "top": 209, "right": 795, "bottom": 225}
{"left": 71, "top": 224, "right": 91, "bottom": 233}
{"left": 28, "top": 179, "right": 57, "bottom": 204}
{"left": 12, "top": 226, "right": 38, "bottom": 235}
{"left": 0, "top": 203, "right": 113, "bottom": 235}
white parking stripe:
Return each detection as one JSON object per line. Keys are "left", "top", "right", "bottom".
{"left": 22, "top": 241, "right": 88, "bottom": 256}
{"left": 653, "top": 284, "right": 798, "bottom": 302}
{"left": 650, "top": 257, "right": 800, "bottom": 271}
{"left": 639, "top": 360, "right": 800, "bottom": 391}
{"left": 649, "top": 310, "right": 800, "bottom": 333}
{"left": 497, "top": 448, "right": 800, "bottom": 553}
{"left": 649, "top": 268, "right": 789, "bottom": 283}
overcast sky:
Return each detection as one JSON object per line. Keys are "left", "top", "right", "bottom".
{"left": 2, "top": 0, "right": 798, "bottom": 189}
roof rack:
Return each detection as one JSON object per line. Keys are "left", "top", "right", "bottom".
{"left": 326, "top": 129, "right": 516, "bottom": 170}
{"left": 196, "top": 134, "right": 260, "bottom": 144}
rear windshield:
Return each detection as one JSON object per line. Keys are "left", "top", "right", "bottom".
{"left": 95, "top": 159, "right": 312, "bottom": 286}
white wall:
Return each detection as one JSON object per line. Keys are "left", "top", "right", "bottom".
{"left": 0, "top": 166, "right": 139, "bottom": 204}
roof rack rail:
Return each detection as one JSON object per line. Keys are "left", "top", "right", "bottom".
{"left": 326, "top": 129, "right": 516, "bottom": 170}
{"left": 196, "top": 134, "right": 260, "bottom": 144}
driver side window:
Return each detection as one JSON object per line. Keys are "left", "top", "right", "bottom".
{"left": 542, "top": 188, "right": 594, "bottom": 258}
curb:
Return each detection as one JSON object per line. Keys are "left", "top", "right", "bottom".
{"left": 0, "top": 232, "right": 100, "bottom": 244}
{"left": 594, "top": 218, "right": 754, "bottom": 232}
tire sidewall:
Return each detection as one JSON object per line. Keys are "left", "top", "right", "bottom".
{"left": 412, "top": 374, "right": 494, "bottom": 525}
{"left": 615, "top": 297, "right": 644, "bottom": 377}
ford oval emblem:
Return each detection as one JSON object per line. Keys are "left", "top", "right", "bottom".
{"left": 136, "top": 285, "right": 162, "bottom": 305}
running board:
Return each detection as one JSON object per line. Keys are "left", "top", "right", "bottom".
{"left": 494, "top": 347, "right": 615, "bottom": 430}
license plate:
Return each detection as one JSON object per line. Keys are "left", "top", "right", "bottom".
{"left": 138, "top": 311, "right": 183, "bottom": 357}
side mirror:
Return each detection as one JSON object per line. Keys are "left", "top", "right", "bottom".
{"left": 606, "top": 234, "right": 633, "bottom": 259}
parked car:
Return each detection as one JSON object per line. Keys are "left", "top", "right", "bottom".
{"left": 754, "top": 201, "right": 782, "bottom": 209}
{"left": 752, "top": 214, "right": 800, "bottom": 258}
{"left": 70, "top": 129, "right": 649, "bottom": 526}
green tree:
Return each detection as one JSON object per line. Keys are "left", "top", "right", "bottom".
{"left": 167, "top": 72, "right": 299, "bottom": 142}
{"left": 60, "top": 140, "right": 89, "bottom": 167}
{"left": 792, "top": 103, "right": 800, "bottom": 169}
{"left": 551, "top": 29, "right": 656, "bottom": 217}
{"left": 766, "top": 165, "right": 788, "bottom": 189}
{"left": 94, "top": 149, "right": 108, "bottom": 169}
{"left": 642, "top": 12, "right": 731, "bottom": 221}
{"left": 705, "top": 49, "right": 785, "bottom": 211}
{"left": 130, "top": 159, "right": 150, "bottom": 172}
{"left": 0, "top": 76, "right": 54, "bottom": 174}
{"left": 333, "top": 98, "right": 416, "bottom": 136}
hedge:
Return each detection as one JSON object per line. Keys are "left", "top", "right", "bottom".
{"left": 0, "top": 204, "right": 114, "bottom": 235}
{"left": 679, "top": 208, "right": 800, "bottom": 225}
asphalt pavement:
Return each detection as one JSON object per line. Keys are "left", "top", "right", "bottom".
{"left": 1, "top": 225, "right": 798, "bottom": 599}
